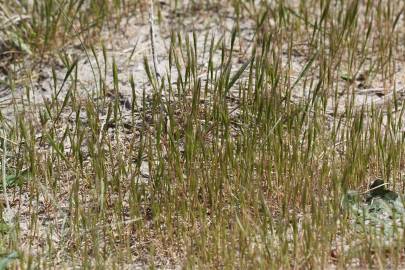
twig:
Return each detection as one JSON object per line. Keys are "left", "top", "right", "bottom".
{"left": 148, "top": 0, "right": 169, "bottom": 134}
{"left": 1, "top": 131, "right": 14, "bottom": 225}
{"left": 149, "top": 0, "right": 160, "bottom": 80}
{"left": 2, "top": 133, "right": 10, "bottom": 211}
{"left": 362, "top": 182, "right": 388, "bottom": 195}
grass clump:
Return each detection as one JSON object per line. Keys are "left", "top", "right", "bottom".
{"left": 0, "top": 0, "right": 405, "bottom": 268}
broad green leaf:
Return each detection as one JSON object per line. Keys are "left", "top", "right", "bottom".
{"left": 0, "top": 252, "right": 18, "bottom": 270}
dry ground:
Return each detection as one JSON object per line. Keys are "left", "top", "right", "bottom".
{"left": 1, "top": 0, "right": 405, "bottom": 269}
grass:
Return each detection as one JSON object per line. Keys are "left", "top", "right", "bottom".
{"left": 1, "top": 0, "right": 405, "bottom": 268}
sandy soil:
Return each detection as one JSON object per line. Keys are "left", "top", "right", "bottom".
{"left": 1, "top": 1, "right": 405, "bottom": 268}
